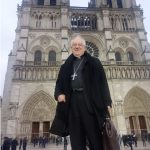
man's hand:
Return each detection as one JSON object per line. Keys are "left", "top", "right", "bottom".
{"left": 58, "top": 94, "right": 66, "bottom": 102}
{"left": 107, "top": 106, "right": 112, "bottom": 115}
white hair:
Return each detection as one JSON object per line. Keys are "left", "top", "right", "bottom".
{"left": 70, "top": 34, "right": 86, "bottom": 47}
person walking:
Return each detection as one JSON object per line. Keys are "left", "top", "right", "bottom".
{"left": 142, "top": 132, "right": 147, "bottom": 147}
{"left": 22, "top": 137, "right": 27, "bottom": 150}
{"left": 64, "top": 137, "right": 68, "bottom": 150}
{"left": 11, "top": 138, "right": 18, "bottom": 150}
{"left": 19, "top": 138, "right": 22, "bottom": 150}
{"left": 128, "top": 135, "right": 133, "bottom": 150}
{"left": 50, "top": 34, "right": 112, "bottom": 150}
{"left": 2, "top": 137, "right": 11, "bottom": 150}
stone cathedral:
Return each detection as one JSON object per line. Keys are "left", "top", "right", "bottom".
{"left": 2, "top": 0, "right": 150, "bottom": 140}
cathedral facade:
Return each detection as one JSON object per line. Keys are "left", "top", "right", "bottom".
{"left": 2, "top": 0, "right": 150, "bottom": 139}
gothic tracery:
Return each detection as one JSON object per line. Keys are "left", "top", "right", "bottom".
{"left": 86, "top": 41, "right": 99, "bottom": 57}
{"left": 109, "top": 14, "right": 136, "bottom": 32}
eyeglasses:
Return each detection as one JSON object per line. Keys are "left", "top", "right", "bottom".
{"left": 71, "top": 43, "right": 84, "bottom": 47}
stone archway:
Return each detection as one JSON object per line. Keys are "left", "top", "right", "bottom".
{"left": 20, "top": 91, "right": 56, "bottom": 139}
{"left": 124, "top": 87, "right": 150, "bottom": 136}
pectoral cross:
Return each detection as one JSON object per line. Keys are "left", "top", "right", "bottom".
{"left": 71, "top": 72, "right": 77, "bottom": 80}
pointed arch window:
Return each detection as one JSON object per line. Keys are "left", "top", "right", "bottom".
{"left": 34, "top": 50, "right": 42, "bottom": 65}
{"left": 48, "top": 51, "right": 56, "bottom": 65}
{"left": 107, "top": 0, "right": 112, "bottom": 8}
{"left": 115, "top": 52, "right": 122, "bottom": 61}
{"left": 127, "top": 51, "right": 134, "bottom": 61}
{"left": 50, "top": 0, "right": 56, "bottom": 5}
{"left": 38, "top": 0, "right": 44, "bottom": 5}
{"left": 117, "top": 0, "right": 123, "bottom": 8}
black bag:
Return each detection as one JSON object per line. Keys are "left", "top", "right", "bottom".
{"left": 102, "top": 118, "right": 120, "bottom": 150}
{"left": 49, "top": 102, "right": 69, "bottom": 137}
{"left": 49, "top": 114, "right": 69, "bottom": 137}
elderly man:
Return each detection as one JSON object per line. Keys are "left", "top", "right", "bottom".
{"left": 50, "top": 34, "right": 112, "bottom": 150}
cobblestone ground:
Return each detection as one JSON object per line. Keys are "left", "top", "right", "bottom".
{"left": 18, "top": 141, "right": 150, "bottom": 150}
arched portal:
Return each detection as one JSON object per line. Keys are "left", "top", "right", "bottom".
{"left": 20, "top": 91, "right": 56, "bottom": 139}
{"left": 124, "top": 87, "right": 150, "bottom": 136}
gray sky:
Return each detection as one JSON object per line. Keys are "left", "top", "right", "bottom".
{"left": 0, "top": 0, "right": 150, "bottom": 96}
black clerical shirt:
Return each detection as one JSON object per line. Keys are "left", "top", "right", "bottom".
{"left": 71, "top": 56, "right": 85, "bottom": 90}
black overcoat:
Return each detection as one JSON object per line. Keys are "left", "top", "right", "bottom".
{"left": 50, "top": 52, "right": 112, "bottom": 136}
{"left": 11, "top": 139, "right": 18, "bottom": 150}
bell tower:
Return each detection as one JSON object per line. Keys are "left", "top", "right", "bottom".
{"left": 23, "top": 0, "right": 70, "bottom": 6}
{"left": 16, "top": 0, "right": 71, "bottom": 63}
{"left": 94, "top": 0, "right": 137, "bottom": 8}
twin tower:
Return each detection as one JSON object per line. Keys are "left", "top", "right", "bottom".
{"left": 23, "top": 0, "right": 137, "bottom": 8}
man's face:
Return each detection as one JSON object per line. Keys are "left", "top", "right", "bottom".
{"left": 71, "top": 37, "right": 86, "bottom": 58}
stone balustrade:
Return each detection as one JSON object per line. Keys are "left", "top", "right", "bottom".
{"left": 13, "top": 67, "right": 59, "bottom": 81}
{"left": 13, "top": 61, "right": 150, "bottom": 81}
{"left": 105, "top": 66, "right": 150, "bottom": 79}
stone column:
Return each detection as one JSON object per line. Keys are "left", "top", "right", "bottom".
{"left": 61, "top": 45, "right": 69, "bottom": 62}
{"left": 39, "top": 122, "right": 43, "bottom": 137}
{"left": 6, "top": 120, "right": 17, "bottom": 138}
{"left": 103, "top": 10, "right": 115, "bottom": 61}
{"left": 102, "top": 0, "right": 107, "bottom": 5}
{"left": 44, "top": 0, "right": 50, "bottom": 5}
{"left": 112, "top": 0, "right": 117, "bottom": 8}
{"left": 114, "top": 100, "right": 127, "bottom": 134}
{"left": 16, "top": 5, "right": 30, "bottom": 62}
{"left": 121, "top": 0, "right": 126, "bottom": 8}
{"left": 134, "top": 11, "right": 144, "bottom": 30}
{"left": 145, "top": 115, "right": 150, "bottom": 132}
{"left": 96, "top": 13, "right": 103, "bottom": 31}
{"left": 6, "top": 103, "right": 18, "bottom": 137}
{"left": 132, "top": 116, "right": 138, "bottom": 133}
{"left": 61, "top": 6, "right": 69, "bottom": 61}
{"left": 103, "top": 10, "right": 111, "bottom": 29}
{"left": 136, "top": 115, "right": 141, "bottom": 135}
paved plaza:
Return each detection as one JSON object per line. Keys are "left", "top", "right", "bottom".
{"left": 18, "top": 142, "right": 150, "bottom": 150}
